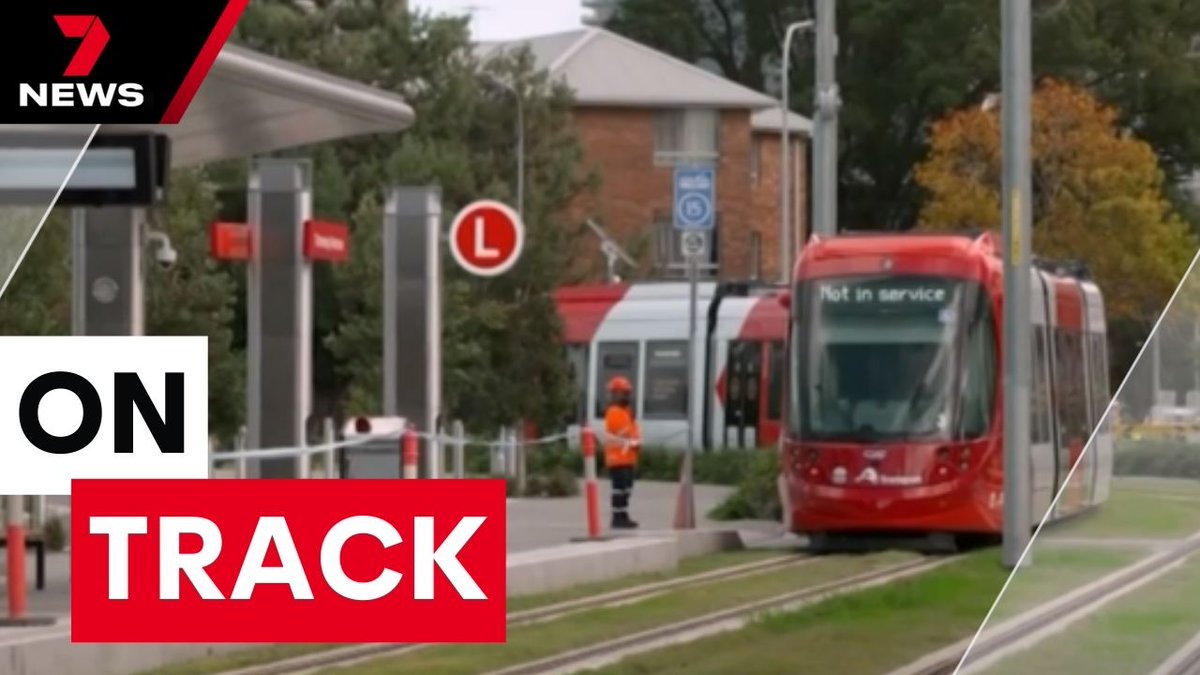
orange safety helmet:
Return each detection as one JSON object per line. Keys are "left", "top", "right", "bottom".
{"left": 607, "top": 375, "right": 633, "bottom": 393}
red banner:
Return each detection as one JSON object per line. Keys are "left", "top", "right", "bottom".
{"left": 303, "top": 219, "right": 350, "bottom": 262}
{"left": 71, "top": 479, "right": 506, "bottom": 643}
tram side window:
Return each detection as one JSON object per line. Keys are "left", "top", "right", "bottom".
{"left": 1031, "top": 325, "right": 1050, "bottom": 444}
{"left": 643, "top": 341, "right": 689, "bottom": 419}
{"left": 1090, "top": 332, "right": 1110, "bottom": 426}
{"left": 767, "top": 340, "right": 785, "bottom": 421}
{"left": 595, "top": 342, "right": 640, "bottom": 418}
{"left": 1053, "top": 329, "right": 1088, "bottom": 442}
{"left": 959, "top": 298, "right": 996, "bottom": 438}
{"left": 565, "top": 343, "right": 590, "bottom": 424}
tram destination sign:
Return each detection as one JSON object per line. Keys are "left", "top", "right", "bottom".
{"left": 817, "top": 280, "right": 952, "bottom": 306}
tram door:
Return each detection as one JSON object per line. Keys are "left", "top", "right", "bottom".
{"left": 725, "top": 340, "right": 762, "bottom": 448}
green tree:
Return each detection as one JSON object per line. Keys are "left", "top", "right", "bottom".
{"left": 231, "top": 4, "right": 585, "bottom": 435}
{"left": 607, "top": 0, "right": 1200, "bottom": 230}
{"left": 0, "top": 170, "right": 244, "bottom": 441}
{"left": 144, "top": 169, "right": 244, "bottom": 442}
{"left": 915, "top": 79, "right": 1196, "bottom": 387}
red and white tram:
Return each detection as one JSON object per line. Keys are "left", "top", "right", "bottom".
{"left": 555, "top": 281, "right": 787, "bottom": 450}
{"left": 783, "top": 231, "right": 1114, "bottom": 545}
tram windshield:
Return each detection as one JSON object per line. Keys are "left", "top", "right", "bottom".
{"left": 791, "top": 274, "right": 995, "bottom": 442}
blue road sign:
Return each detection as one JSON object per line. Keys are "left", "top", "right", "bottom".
{"left": 673, "top": 166, "right": 715, "bottom": 231}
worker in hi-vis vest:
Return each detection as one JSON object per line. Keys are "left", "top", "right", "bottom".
{"left": 604, "top": 375, "right": 642, "bottom": 529}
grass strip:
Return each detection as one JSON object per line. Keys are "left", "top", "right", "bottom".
{"left": 315, "top": 552, "right": 916, "bottom": 675}
{"left": 975, "top": 552, "right": 1200, "bottom": 674}
{"left": 135, "top": 549, "right": 790, "bottom": 675}
{"left": 586, "top": 546, "right": 1137, "bottom": 675}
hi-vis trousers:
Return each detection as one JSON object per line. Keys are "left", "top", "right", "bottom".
{"left": 610, "top": 465, "right": 635, "bottom": 519}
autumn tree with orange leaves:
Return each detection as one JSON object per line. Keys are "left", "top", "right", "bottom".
{"left": 916, "top": 79, "right": 1195, "bottom": 328}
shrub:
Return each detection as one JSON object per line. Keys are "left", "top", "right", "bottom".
{"left": 542, "top": 466, "right": 580, "bottom": 497}
{"left": 1114, "top": 439, "right": 1200, "bottom": 478}
{"left": 43, "top": 515, "right": 66, "bottom": 552}
{"left": 708, "top": 450, "right": 783, "bottom": 522}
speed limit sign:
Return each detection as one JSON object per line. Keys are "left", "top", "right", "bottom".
{"left": 680, "top": 231, "right": 707, "bottom": 259}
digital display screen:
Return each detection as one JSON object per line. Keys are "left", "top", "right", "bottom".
{"left": 0, "top": 147, "right": 137, "bottom": 190}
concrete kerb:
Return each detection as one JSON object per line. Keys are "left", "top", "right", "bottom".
{"left": 509, "top": 528, "right": 747, "bottom": 597}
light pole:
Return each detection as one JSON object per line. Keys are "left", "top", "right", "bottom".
{"left": 484, "top": 73, "right": 525, "bottom": 219}
{"left": 813, "top": 0, "right": 840, "bottom": 239}
{"left": 780, "top": 19, "right": 813, "bottom": 284}
{"left": 1001, "top": 0, "right": 1034, "bottom": 570}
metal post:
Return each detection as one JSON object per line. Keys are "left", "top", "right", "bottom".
{"left": 383, "top": 187, "right": 443, "bottom": 479}
{"left": 1151, "top": 330, "right": 1162, "bottom": 410}
{"left": 676, "top": 253, "right": 698, "bottom": 529}
{"left": 814, "top": 0, "right": 840, "bottom": 237}
{"left": 71, "top": 207, "right": 146, "bottom": 336}
{"left": 453, "top": 419, "right": 466, "bottom": 478}
{"left": 1001, "top": 0, "right": 1034, "bottom": 570}
{"left": 516, "top": 426, "right": 527, "bottom": 496}
{"left": 781, "top": 20, "right": 813, "bottom": 283}
{"left": 246, "top": 158, "right": 313, "bottom": 479}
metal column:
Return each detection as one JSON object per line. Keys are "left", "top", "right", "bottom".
{"left": 246, "top": 159, "right": 313, "bottom": 479}
{"left": 813, "top": 0, "right": 840, "bottom": 237}
{"left": 71, "top": 207, "right": 145, "bottom": 336}
{"left": 383, "top": 186, "right": 443, "bottom": 479}
{"left": 1001, "top": 0, "right": 1034, "bottom": 569}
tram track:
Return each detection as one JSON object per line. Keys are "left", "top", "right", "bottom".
{"left": 481, "top": 555, "right": 956, "bottom": 675}
{"left": 216, "top": 552, "right": 817, "bottom": 675}
{"left": 889, "top": 530, "right": 1200, "bottom": 675}
{"left": 1148, "top": 629, "right": 1200, "bottom": 675}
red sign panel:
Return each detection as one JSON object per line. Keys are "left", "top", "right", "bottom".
{"left": 448, "top": 200, "right": 524, "bottom": 277}
{"left": 71, "top": 479, "right": 506, "bottom": 643}
{"left": 210, "top": 222, "right": 251, "bottom": 261}
{"left": 303, "top": 220, "right": 350, "bottom": 262}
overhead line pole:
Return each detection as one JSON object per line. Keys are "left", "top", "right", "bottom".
{"left": 1001, "top": 0, "right": 1034, "bottom": 570}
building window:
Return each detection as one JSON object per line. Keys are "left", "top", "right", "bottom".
{"left": 654, "top": 109, "right": 720, "bottom": 165}
{"left": 750, "top": 137, "right": 762, "bottom": 186}
{"left": 595, "top": 341, "right": 640, "bottom": 418}
{"left": 643, "top": 341, "right": 689, "bottom": 419}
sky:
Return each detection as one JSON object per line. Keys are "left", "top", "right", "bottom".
{"left": 410, "top": 0, "right": 585, "bottom": 41}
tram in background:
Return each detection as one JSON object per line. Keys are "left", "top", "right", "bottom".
{"left": 554, "top": 280, "right": 787, "bottom": 450}
{"left": 782, "top": 231, "right": 1114, "bottom": 548}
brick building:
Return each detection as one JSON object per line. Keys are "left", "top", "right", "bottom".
{"left": 479, "top": 28, "right": 811, "bottom": 283}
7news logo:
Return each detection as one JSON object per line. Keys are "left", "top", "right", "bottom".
{"left": 18, "top": 15, "right": 144, "bottom": 109}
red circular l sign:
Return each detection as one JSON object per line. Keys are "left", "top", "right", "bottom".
{"left": 448, "top": 200, "right": 524, "bottom": 277}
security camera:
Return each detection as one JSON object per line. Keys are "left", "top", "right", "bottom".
{"left": 145, "top": 230, "right": 178, "bottom": 271}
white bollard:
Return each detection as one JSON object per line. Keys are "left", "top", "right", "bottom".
{"left": 236, "top": 427, "right": 248, "bottom": 479}
{"left": 323, "top": 418, "right": 337, "bottom": 479}
{"left": 453, "top": 419, "right": 466, "bottom": 478}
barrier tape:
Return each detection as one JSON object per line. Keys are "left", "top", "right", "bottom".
{"left": 209, "top": 426, "right": 642, "bottom": 465}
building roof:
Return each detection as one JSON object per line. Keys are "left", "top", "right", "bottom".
{"left": 477, "top": 28, "right": 806, "bottom": 121}
{"left": 750, "top": 107, "right": 813, "bottom": 135}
